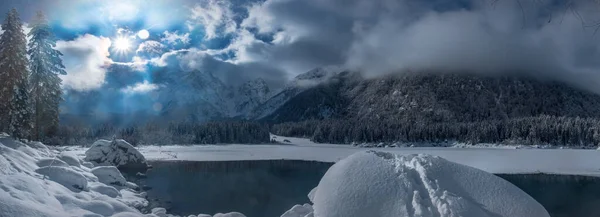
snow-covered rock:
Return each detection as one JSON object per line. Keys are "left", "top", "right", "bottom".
{"left": 309, "top": 151, "right": 550, "bottom": 217}
{"left": 281, "top": 204, "right": 314, "bottom": 217}
{"left": 307, "top": 187, "right": 317, "bottom": 203}
{"left": 85, "top": 139, "right": 148, "bottom": 172}
{"left": 213, "top": 212, "right": 246, "bottom": 217}
{"left": 82, "top": 161, "right": 95, "bottom": 168}
{"left": 89, "top": 182, "right": 122, "bottom": 198}
{"left": 37, "top": 158, "right": 69, "bottom": 167}
{"left": 58, "top": 152, "right": 81, "bottom": 167}
{"left": 151, "top": 207, "right": 167, "bottom": 217}
{"left": 35, "top": 166, "right": 88, "bottom": 191}
{"left": 91, "top": 166, "right": 127, "bottom": 186}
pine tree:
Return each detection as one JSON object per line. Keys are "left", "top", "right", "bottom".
{"left": 0, "top": 9, "right": 31, "bottom": 138}
{"left": 28, "top": 11, "right": 66, "bottom": 140}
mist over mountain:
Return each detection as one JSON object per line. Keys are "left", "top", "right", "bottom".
{"left": 261, "top": 69, "right": 600, "bottom": 124}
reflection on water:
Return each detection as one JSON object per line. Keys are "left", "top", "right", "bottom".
{"left": 498, "top": 174, "right": 600, "bottom": 217}
{"left": 129, "top": 160, "right": 600, "bottom": 217}
{"left": 130, "top": 160, "right": 331, "bottom": 217}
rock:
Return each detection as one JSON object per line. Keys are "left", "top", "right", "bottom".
{"left": 151, "top": 207, "right": 167, "bottom": 217}
{"left": 82, "top": 161, "right": 95, "bottom": 168}
{"left": 84, "top": 139, "right": 148, "bottom": 172}
{"left": 35, "top": 166, "right": 88, "bottom": 191}
{"left": 213, "top": 212, "right": 246, "bottom": 217}
{"left": 37, "top": 158, "right": 69, "bottom": 167}
{"left": 90, "top": 166, "right": 127, "bottom": 186}
{"left": 58, "top": 152, "right": 81, "bottom": 167}
{"left": 89, "top": 183, "right": 121, "bottom": 198}
{"left": 281, "top": 204, "right": 313, "bottom": 217}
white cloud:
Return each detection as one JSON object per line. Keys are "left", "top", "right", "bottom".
{"left": 161, "top": 31, "right": 191, "bottom": 46}
{"left": 121, "top": 80, "right": 159, "bottom": 94}
{"left": 56, "top": 34, "right": 112, "bottom": 91}
{"left": 136, "top": 40, "right": 167, "bottom": 58}
{"left": 189, "top": 0, "right": 237, "bottom": 39}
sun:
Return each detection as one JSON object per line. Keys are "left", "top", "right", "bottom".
{"left": 113, "top": 37, "right": 131, "bottom": 52}
{"left": 138, "top": 29, "right": 150, "bottom": 40}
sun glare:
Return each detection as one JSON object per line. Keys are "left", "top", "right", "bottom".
{"left": 113, "top": 37, "right": 131, "bottom": 52}
{"left": 138, "top": 29, "right": 150, "bottom": 40}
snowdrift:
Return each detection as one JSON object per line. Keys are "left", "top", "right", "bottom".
{"left": 283, "top": 151, "right": 550, "bottom": 217}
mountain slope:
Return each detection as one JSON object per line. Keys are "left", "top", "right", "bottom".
{"left": 246, "top": 66, "right": 342, "bottom": 119}
{"left": 261, "top": 71, "right": 600, "bottom": 123}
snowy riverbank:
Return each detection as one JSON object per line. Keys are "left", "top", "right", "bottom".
{"left": 0, "top": 134, "right": 247, "bottom": 217}
{"left": 60, "top": 135, "right": 600, "bottom": 177}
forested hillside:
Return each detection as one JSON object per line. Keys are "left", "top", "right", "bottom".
{"left": 268, "top": 72, "right": 600, "bottom": 146}
{"left": 49, "top": 121, "right": 271, "bottom": 146}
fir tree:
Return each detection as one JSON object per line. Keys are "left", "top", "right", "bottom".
{"left": 28, "top": 11, "right": 66, "bottom": 140}
{"left": 0, "top": 9, "right": 31, "bottom": 138}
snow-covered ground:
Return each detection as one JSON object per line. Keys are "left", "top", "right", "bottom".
{"left": 61, "top": 135, "right": 600, "bottom": 177}
{"left": 0, "top": 134, "right": 247, "bottom": 217}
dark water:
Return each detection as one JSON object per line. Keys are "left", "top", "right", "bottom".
{"left": 130, "top": 160, "right": 600, "bottom": 217}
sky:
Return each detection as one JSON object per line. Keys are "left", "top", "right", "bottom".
{"left": 2, "top": 0, "right": 600, "bottom": 116}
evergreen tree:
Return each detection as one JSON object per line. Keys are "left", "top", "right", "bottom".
{"left": 0, "top": 9, "right": 31, "bottom": 138}
{"left": 28, "top": 11, "right": 66, "bottom": 140}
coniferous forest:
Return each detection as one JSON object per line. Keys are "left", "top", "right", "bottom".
{"left": 0, "top": 9, "right": 65, "bottom": 140}
{"left": 272, "top": 116, "right": 600, "bottom": 147}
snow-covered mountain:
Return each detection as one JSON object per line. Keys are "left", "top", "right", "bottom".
{"left": 259, "top": 71, "right": 600, "bottom": 123}
{"left": 234, "top": 78, "right": 271, "bottom": 116}
{"left": 245, "top": 66, "right": 344, "bottom": 120}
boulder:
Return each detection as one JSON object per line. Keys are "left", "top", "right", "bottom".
{"left": 91, "top": 166, "right": 127, "bottom": 186}
{"left": 35, "top": 166, "right": 88, "bottom": 192}
{"left": 84, "top": 139, "right": 148, "bottom": 172}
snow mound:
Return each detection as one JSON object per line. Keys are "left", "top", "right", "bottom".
{"left": 58, "top": 152, "right": 81, "bottom": 167}
{"left": 310, "top": 151, "right": 550, "bottom": 217}
{"left": 35, "top": 166, "right": 88, "bottom": 191}
{"left": 91, "top": 166, "right": 128, "bottom": 186}
{"left": 85, "top": 139, "right": 148, "bottom": 172}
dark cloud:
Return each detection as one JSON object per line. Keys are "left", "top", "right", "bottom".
{"left": 229, "top": 0, "right": 600, "bottom": 93}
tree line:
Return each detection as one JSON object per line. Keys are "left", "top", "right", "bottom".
{"left": 47, "top": 121, "right": 272, "bottom": 146}
{"left": 271, "top": 115, "right": 600, "bottom": 147}
{"left": 0, "top": 9, "right": 66, "bottom": 140}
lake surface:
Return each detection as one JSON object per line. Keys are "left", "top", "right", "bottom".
{"left": 129, "top": 160, "right": 600, "bottom": 217}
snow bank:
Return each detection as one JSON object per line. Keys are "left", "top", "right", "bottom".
{"left": 85, "top": 139, "right": 148, "bottom": 172}
{"left": 0, "top": 134, "right": 161, "bottom": 217}
{"left": 282, "top": 151, "right": 550, "bottom": 217}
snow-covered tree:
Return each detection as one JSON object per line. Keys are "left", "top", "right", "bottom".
{"left": 28, "top": 11, "right": 66, "bottom": 140}
{"left": 0, "top": 9, "right": 31, "bottom": 138}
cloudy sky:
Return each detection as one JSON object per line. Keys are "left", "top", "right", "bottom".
{"left": 2, "top": 0, "right": 600, "bottom": 114}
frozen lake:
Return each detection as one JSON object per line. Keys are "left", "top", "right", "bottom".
{"left": 130, "top": 160, "right": 600, "bottom": 217}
